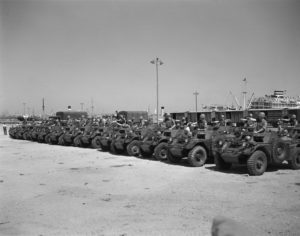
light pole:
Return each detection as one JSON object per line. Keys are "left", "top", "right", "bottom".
{"left": 150, "top": 57, "right": 163, "bottom": 124}
{"left": 23, "top": 102, "right": 26, "bottom": 116}
{"left": 80, "top": 102, "right": 84, "bottom": 111}
{"left": 193, "top": 91, "right": 199, "bottom": 122}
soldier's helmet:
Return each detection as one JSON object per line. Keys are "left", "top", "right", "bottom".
{"left": 291, "top": 114, "right": 296, "bottom": 119}
{"left": 258, "top": 112, "right": 265, "bottom": 119}
{"left": 200, "top": 114, "right": 205, "bottom": 119}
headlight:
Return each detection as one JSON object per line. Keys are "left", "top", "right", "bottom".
{"left": 218, "top": 140, "right": 223, "bottom": 146}
{"left": 169, "top": 137, "right": 173, "bottom": 142}
{"left": 185, "top": 138, "right": 188, "bottom": 143}
{"left": 141, "top": 135, "right": 143, "bottom": 139}
{"left": 245, "top": 135, "right": 251, "bottom": 141}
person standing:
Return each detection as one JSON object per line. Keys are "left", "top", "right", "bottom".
{"left": 3, "top": 123, "right": 7, "bottom": 135}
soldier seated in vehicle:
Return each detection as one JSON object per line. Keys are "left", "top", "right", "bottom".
{"left": 290, "top": 114, "right": 298, "bottom": 127}
{"left": 243, "top": 113, "right": 256, "bottom": 131}
{"left": 197, "top": 114, "right": 208, "bottom": 130}
{"left": 163, "top": 114, "right": 175, "bottom": 129}
{"left": 254, "top": 112, "right": 267, "bottom": 134}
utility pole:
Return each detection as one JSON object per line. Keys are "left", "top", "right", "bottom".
{"left": 23, "top": 102, "right": 26, "bottom": 116}
{"left": 193, "top": 91, "right": 199, "bottom": 122}
{"left": 150, "top": 57, "right": 164, "bottom": 124}
{"left": 42, "top": 98, "right": 45, "bottom": 118}
{"left": 91, "top": 98, "right": 94, "bottom": 117}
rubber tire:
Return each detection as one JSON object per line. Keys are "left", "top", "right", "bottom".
{"left": 272, "top": 141, "right": 289, "bottom": 163}
{"left": 187, "top": 145, "right": 207, "bottom": 167}
{"left": 247, "top": 150, "right": 267, "bottom": 176}
{"left": 126, "top": 140, "right": 141, "bottom": 157}
{"left": 58, "top": 135, "right": 65, "bottom": 146}
{"left": 91, "top": 136, "right": 102, "bottom": 149}
{"left": 73, "top": 136, "right": 82, "bottom": 147}
{"left": 214, "top": 153, "right": 232, "bottom": 170}
{"left": 288, "top": 148, "right": 300, "bottom": 170}
{"left": 154, "top": 142, "right": 169, "bottom": 161}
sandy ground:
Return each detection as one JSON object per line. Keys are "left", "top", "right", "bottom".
{"left": 0, "top": 128, "right": 300, "bottom": 236}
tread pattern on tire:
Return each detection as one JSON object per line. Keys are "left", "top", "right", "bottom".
{"left": 247, "top": 150, "right": 267, "bottom": 176}
{"left": 154, "top": 142, "right": 169, "bottom": 161}
{"left": 187, "top": 145, "right": 207, "bottom": 167}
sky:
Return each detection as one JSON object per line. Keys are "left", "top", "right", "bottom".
{"left": 1, "top": 0, "right": 300, "bottom": 116}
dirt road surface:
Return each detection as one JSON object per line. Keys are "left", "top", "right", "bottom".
{"left": 0, "top": 133, "right": 300, "bottom": 235}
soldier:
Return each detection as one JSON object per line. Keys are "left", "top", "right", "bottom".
{"left": 3, "top": 123, "right": 7, "bottom": 135}
{"left": 290, "top": 114, "right": 298, "bottom": 127}
{"left": 244, "top": 113, "right": 256, "bottom": 130}
{"left": 197, "top": 114, "right": 208, "bottom": 130}
{"left": 254, "top": 112, "right": 267, "bottom": 134}
{"left": 163, "top": 114, "right": 175, "bottom": 129}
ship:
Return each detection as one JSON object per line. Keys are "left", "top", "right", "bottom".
{"left": 250, "top": 90, "right": 300, "bottom": 109}
{"left": 171, "top": 90, "right": 300, "bottom": 125}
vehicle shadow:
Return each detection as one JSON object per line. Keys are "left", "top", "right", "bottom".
{"left": 205, "top": 163, "right": 292, "bottom": 175}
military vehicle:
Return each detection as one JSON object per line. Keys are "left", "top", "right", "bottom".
{"left": 110, "top": 127, "right": 142, "bottom": 156}
{"left": 58, "top": 124, "right": 82, "bottom": 146}
{"left": 73, "top": 125, "right": 104, "bottom": 148}
{"left": 213, "top": 126, "right": 300, "bottom": 175}
{"left": 98, "top": 126, "right": 120, "bottom": 151}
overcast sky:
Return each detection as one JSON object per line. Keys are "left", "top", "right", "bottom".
{"left": 1, "top": 0, "right": 300, "bottom": 116}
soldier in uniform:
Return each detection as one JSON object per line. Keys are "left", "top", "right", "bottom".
{"left": 163, "top": 114, "right": 175, "bottom": 129}
{"left": 244, "top": 113, "right": 256, "bottom": 130}
{"left": 254, "top": 112, "right": 267, "bottom": 134}
{"left": 290, "top": 114, "right": 298, "bottom": 127}
{"left": 197, "top": 114, "right": 208, "bottom": 130}
{"left": 3, "top": 123, "right": 7, "bottom": 135}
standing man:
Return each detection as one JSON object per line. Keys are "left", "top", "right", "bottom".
{"left": 3, "top": 123, "right": 7, "bottom": 135}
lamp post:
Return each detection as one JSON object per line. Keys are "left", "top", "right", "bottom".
{"left": 150, "top": 57, "right": 163, "bottom": 124}
{"left": 80, "top": 103, "right": 84, "bottom": 111}
{"left": 23, "top": 102, "right": 26, "bottom": 116}
{"left": 193, "top": 91, "right": 199, "bottom": 122}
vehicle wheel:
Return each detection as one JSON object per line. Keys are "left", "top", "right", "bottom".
{"left": 187, "top": 145, "right": 207, "bottom": 167}
{"left": 91, "top": 136, "right": 102, "bottom": 149}
{"left": 288, "top": 148, "right": 300, "bottom": 170}
{"left": 58, "top": 135, "right": 65, "bottom": 146}
{"left": 273, "top": 141, "right": 289, "bottom": 163}
{"left": 126, "top": 140, "right": 141, "bottom": 157}
{"left": 247, "top": 150, "right": 267, "bottom": 176}
{"left": 168, "top": 150, "right": 182, "bottom": 163}
{"left": 214, "top": 152, "right": 232, "bottom": 170}
{"left": 154, "top": 142, "right": 169, "bottom": 161}
{"left": 73, "top": 136, "right": 82, "bottom": 147}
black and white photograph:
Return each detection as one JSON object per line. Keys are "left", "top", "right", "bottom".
{"left": 0, "top": 0, "right": 300, "bottom": 235}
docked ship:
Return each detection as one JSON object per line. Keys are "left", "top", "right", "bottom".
{"left": 250, "top": 90, "right": 300, "bottom": 109}
{"left": 171, "top": 90, "right": 300, "bottom": 124}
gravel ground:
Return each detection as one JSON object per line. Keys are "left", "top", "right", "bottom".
{"left": 0, "top": 130, "right": 300, "bottom": 236}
